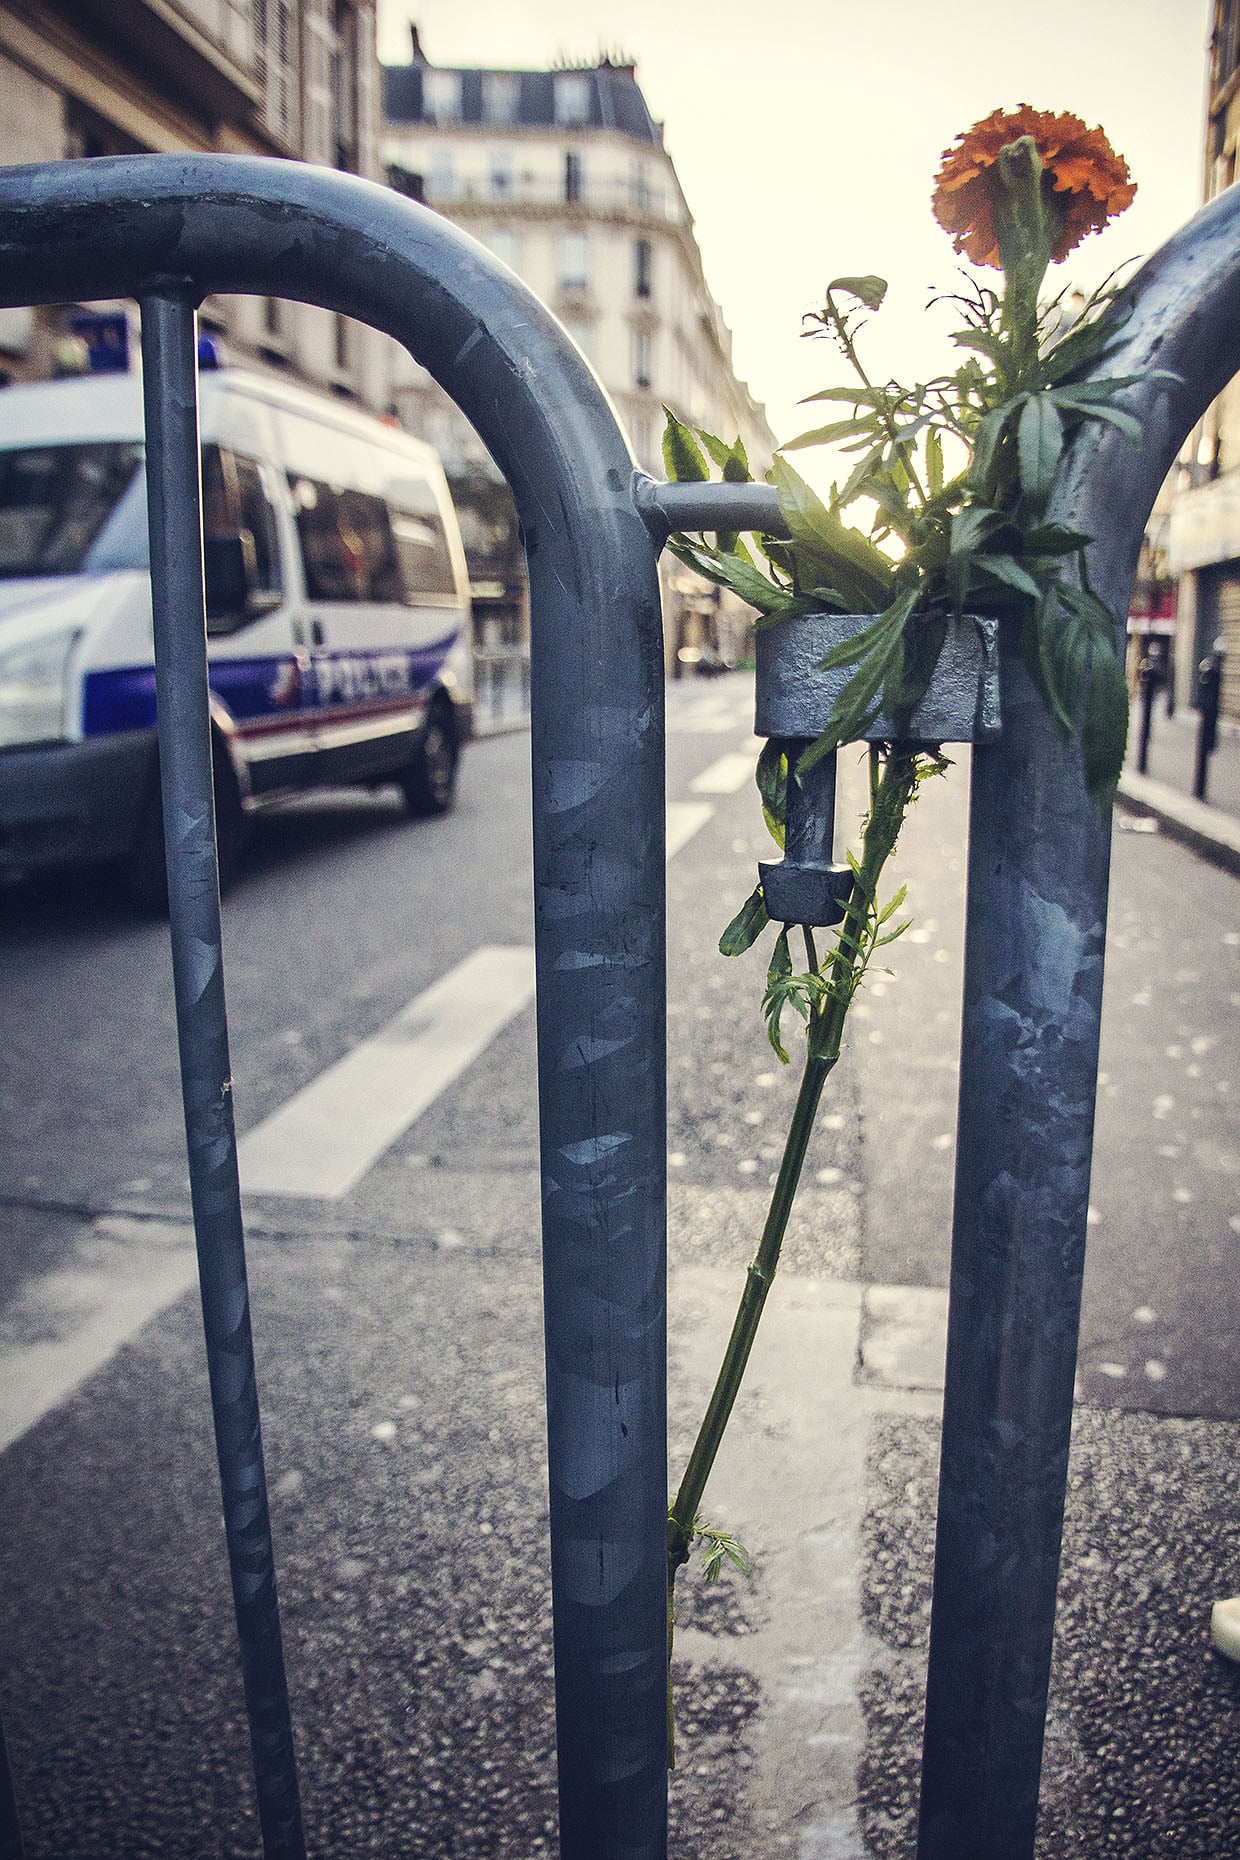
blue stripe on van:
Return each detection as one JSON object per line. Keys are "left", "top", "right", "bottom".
{"left": 81, "top": 633, "right": 460, "bottom": 737}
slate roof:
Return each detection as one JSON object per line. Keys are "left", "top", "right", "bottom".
{"left": 382, "top": 59, "right": 663, "bottom": 146}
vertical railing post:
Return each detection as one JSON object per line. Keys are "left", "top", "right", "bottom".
{"left": 915, "top": 630, "right": 1113, "bottom": 1858}
{"left": 138, "top": 294, "right": 305, "bottom": 1860}
{"left": 0, "top": 1721, "right": 23, "bottom": 1860}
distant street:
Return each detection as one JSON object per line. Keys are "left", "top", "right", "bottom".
{"left": 0, "top": 673, "right": 1237, "bottom": 1857}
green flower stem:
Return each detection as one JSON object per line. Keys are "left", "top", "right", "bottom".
{"left": 667, "top": 1043, "right": 834, "bottom": 1578}
{"left": 665, "top": 748, "right": 923, "bottom": 1766}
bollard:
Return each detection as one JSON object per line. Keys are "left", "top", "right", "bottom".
{"left": 1136, "top": 650, "right": 1157, "bottom": 774}
{"left": 1194, "top": 641, "right": 1224, "bottom": 800}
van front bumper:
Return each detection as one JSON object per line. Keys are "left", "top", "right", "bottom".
{"left": 0, "top": 730, "right": 155, "bottom": 870}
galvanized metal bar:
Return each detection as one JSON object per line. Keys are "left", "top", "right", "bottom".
{"left": 138, "top": 293, "right": 305, "bottom": 1860}
{"left": 916, "top": 185, "right": 1240, "bottom": 1859}
{"left": 0, "top": 1719, "right": 23, "bottom": 1860}
{"left": 0, "top": 158, "right": 669, "bottom": 1856}
{"left": 635, "top": 473, "right": 785, "bottom": 541}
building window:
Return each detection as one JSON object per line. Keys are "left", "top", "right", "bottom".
{"left": 632, "top": 414, "right": 653, "bottom": 466}
{"left": 632, "top": 328, "right": 653, "bottom": 391}
{"left": 481, "top": 228, "right": 520, "bottom": 271}
{"left": 630, "top": 155, "right": 651, "bottom": 212}
{"left": 634, "top": 239, "right": 652, "bottom": 299}
{"left": 490, "top": 151, "right": 513, "bottom": 197}
{"left": 483, "top": 73, "right": 520, "bottom": 124}
{"left": 334, "top": 313, "right": 353, "bottom": 373}
{"left": 423, "top": 69, "right": 462, "bottom": 123}
{"left": 553, "top": 72, "right": 591, "bottom": 126}
{"left": 328, "top": 1, "right": 359, "bottom": 172}
{"left": 427, "top": 150, "right": 455, "bottom": 201}
{"left": 557, "top": 230, "right": 589, "bottom": 292}
{"left": 253, "top": 0, "right": 300, "bottom": 146}
{"left": 565, "top": 151, "right": 583, "bottom": 203}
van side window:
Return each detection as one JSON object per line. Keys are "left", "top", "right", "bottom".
{"left": 289, "top": 476, "right": 454, "bottom": 605}
{"left": 201, "top": 444, "right": 282, "bottom": 629}
{"left": 0, "top": 442, "right": 142, "bottom": 578}
{"left": 389, "top": 503, "right": 457, "bottom": 601}
{"left": 290, "top": 476, "right": 406, "bottom": 604}
{"left": 232, "top": 455, "right": 281, "bottom": 594}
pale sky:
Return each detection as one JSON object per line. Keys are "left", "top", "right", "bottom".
{"left": 377, "top": 1, "right": 1212, "bottom": 466}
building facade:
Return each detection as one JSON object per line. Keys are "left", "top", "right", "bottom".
{"left": 0, "top": 0, "right": 392, "bottom": 410}
{"left": 381, "top": 33, "right": 776, "bottom": 682}
{"left": 1165, "top": 0, "right": 1240, "bottom": 722}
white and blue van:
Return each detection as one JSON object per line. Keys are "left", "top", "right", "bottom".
{"left": 0, "top": 367, "right": 473, "bottom": 905}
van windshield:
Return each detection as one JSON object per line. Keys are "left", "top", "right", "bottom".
{"left": 0, "top": 442, "right": 144, "bottom": 578}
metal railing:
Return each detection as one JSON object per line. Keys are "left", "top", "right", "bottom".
{"left": 0, "top": 152, "right": 1238, "bottom": 1860}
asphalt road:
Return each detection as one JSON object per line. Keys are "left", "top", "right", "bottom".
{"left": 0, "top": 674, "right": 1236, "bottom": 1857}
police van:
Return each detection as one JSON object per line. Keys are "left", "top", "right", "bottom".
{"left": 0, "top": 366, "right": 473, "bottom": 905}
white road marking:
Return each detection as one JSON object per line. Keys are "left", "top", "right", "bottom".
{"left": 0, "top": 795, "right": 727, "bottom": 1448}
{"left": 690, "top": 749, "right": 758, "bottom": 795}
{"left": 243, "top": 802, "right": 710, "bottom": 1199}
{"left": 666, "top": 801, "right": 714, "bottom": 858}
{"left": 666, "top": 695, "right": 755, "bottom": 735}
{"left": 239, "top": 946, "right": 537, "bottom": 1199}
{"left": 0, "top": 1216, "right": 198, "bottom": 1453}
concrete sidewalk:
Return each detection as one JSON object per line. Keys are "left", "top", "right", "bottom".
{"left": 1118, "top": 705, "right": 1240, "bottom": 877}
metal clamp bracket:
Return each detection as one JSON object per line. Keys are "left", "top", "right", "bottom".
{"left": 755, "top": 612, "right": 1001, "bottom": 925}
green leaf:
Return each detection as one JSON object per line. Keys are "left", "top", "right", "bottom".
{"left": 1022, "top": 524, "right": 1093, "bottom": 556}
{"left": 1081, "top": 642, "right": 1129, "bottom": 818}
{"left": 695, "top": 428, "right": 733, "bottom": 471}
{"left": 719, "top": 885, "right": 770, "bottom": 956}
{"left": 662, "top": 409, "right": 709, "bottom": 483}
{"left": 1039, "top": 315, "right": 1122, "bottom": 385}
{"left": 969, "top": 399, "right": 1022, "bottom": 489}
{"left": 828, "top": 274, "right": 888, "bottom": 311}
{"left": 769, "top": 456, "right": 894, "bottom": 612}
{"left": 806, "top": 588, "right": 918, "bottom": 756}
{"left": 798, "top": 385, "right": 891, "bottom": 409}
{"left": 877, "top": 883, "right": 908, "bottom": 924}
{"left": 834, "top": 441, "right": 893, "bottom": 511}
{"left": 1058, "top": 579, "right": 1120, "bottom": 642}
{"left": 926, "top": 429, "right": 944, "bottom": 497}
{"left": 755, "top": 739, "right": 787, "bottom": 848}
{"left": 1049, "top": 393, "right": 1143, "bottom": 447}
{"left": 763, "top": 928, "right": 795, "bottom": 1063}
{"left": 781, "top": 417, "right": 878, "bottom": 452}
{"left": 815, "top": 602, "right": 906, "bottom": 673}
{"left": 1022, "top": 591, "right": 1080, "bottom": 739}
{"left": 665, "top": 536, "right": 804, "bottom": 618}
{"left": 976, "top": 552, "right": 1044, "bottom": 600}
{"left": 1047, "top": 373, "right": 1158, "bottom": 403}
{"left": 722, "top": 439, "right": 751, "bottom": 481}
{"left": 949, "top": 326, "right": 1009, "bottom": 365}
{"left": 950, "top": 504, "right": 1004, "bottom": 557}
{"left": 1017, "top": 395, "right": 1065, "bottom": 506}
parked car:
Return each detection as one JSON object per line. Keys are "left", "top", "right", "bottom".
{"left": 0, "top": 366, "right": 473, "bottom": 905}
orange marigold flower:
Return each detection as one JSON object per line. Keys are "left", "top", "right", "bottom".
{"left": 931, "top": 105, "right": 1136, "bottom": 269}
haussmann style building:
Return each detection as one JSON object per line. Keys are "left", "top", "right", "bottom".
{"left": 381, "top": 30, "right": 776, "bottom": 693}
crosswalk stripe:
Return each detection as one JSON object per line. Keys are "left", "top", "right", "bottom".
{"left": 0, "top": 788, "right": 733, "bottom": 1448}
{"left": 690, "top": 750, "right": 758, "bottom": 795}
{"left": 238, "top": 946, "right": 537, "bottom": 1199}
{"left": 239, "top": 802, "right": 715, "bottom": 1201}
{"left": 666, "top": 800, "right": 715, "bottom": 857}
{"left": 0, "top": 1217, "right": 198, "bottom": 1454}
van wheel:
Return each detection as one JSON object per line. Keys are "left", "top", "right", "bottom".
{"left": 124, "top": 745, "right": 245, "bottom": 913}
{"left": 401, "top": 701, "right": 458, "bottom": 817}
